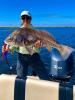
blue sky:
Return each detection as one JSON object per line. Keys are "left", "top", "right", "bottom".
{"left": 0, "top": 0, "right": 75, "bottom": 27}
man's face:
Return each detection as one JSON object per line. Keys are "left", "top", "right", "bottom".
{"left": 21, "top": 15, "right": 31, "bottom": 24}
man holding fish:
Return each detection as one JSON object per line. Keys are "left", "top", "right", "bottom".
{"left": 2, "top": 10, "right": 74, "bottom": 80}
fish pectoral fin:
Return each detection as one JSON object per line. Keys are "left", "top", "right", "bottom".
{"left": 46, "top": 44, "right": 52, "bottom": 51}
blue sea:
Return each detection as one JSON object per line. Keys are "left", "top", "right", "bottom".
{"left": 0, "top": 27, "right": 75, "bottom": 74}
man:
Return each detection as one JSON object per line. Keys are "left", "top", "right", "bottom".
{"left": 2, "top": 10, "right": 50, "bottom": 80}
{"left": 14, "top": 10, "right": 50, "bottom": 80}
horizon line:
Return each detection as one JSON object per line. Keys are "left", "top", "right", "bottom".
{"left": 0, "top": 26, "right": 75, "bottom": 28}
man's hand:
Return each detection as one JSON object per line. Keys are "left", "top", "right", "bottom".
{"left": 34, "top": 40, "right": 42, "bottom": 48}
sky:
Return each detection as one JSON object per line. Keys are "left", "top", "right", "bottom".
{"left": 0, "top": 0, "right": 75, "bottom": 27}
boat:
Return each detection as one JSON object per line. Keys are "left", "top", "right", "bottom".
{"left": 0, "top": 74, "right": 75, "bottom": 100}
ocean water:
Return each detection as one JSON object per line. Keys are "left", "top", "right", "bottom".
{"left": 0, "top": 27, "right": 75, "bottom": 74}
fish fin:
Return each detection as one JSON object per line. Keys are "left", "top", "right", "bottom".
{"left": 54, "top": 44, "right": 70, "bottom": 57}
{"left": 46, "top": 43, "right": 65, "bottom": 56}
{"left": 58, "top": 45, "right": 74, "bottom": 57}
{"left": 46, "top": 43, "right": 52, "bottom": 51}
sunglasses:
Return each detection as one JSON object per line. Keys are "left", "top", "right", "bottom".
{"left": 21, "top": 15, "right": 31, "bottom": 20}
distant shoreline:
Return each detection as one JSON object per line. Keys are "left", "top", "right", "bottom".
{"left": 0, "top": 26, "right": 75, "bottom": 28}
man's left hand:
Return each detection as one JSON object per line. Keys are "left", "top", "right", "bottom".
{"left": 34, "top": 40, "right": 42, "bottom": 48}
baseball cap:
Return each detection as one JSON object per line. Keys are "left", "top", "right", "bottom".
{"left": 21, "top": 10, "right": 31, "bottom": 17}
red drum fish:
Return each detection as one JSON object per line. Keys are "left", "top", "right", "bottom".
{"left": 5, "top": 28, "right": 66, "bottom": 56}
